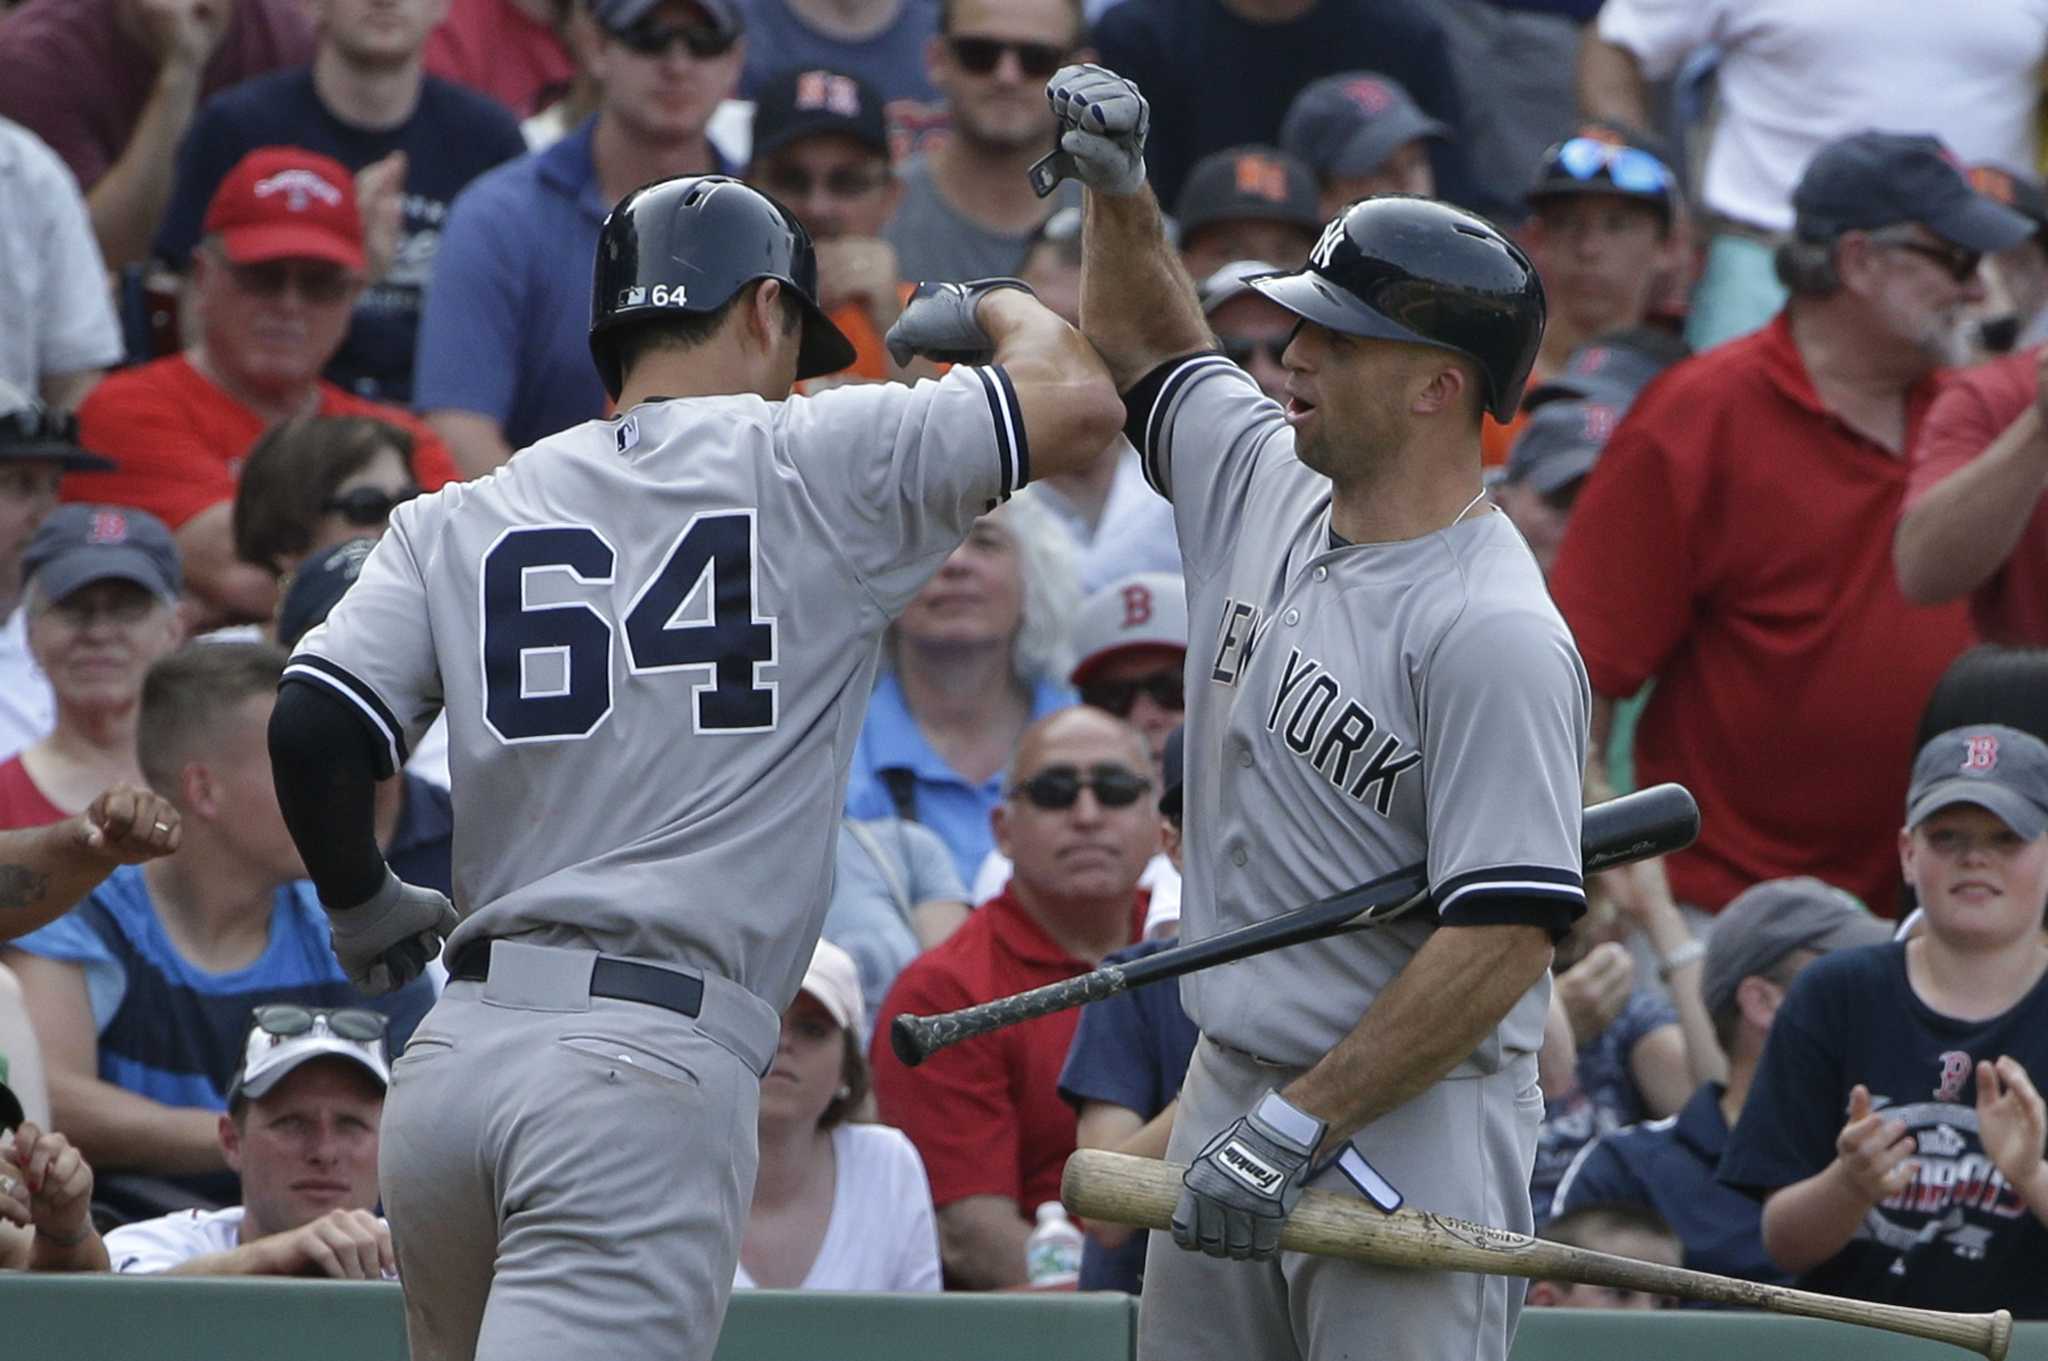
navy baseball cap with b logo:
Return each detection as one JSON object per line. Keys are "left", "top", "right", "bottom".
{"left": 1792, "top": 131, "right": 2033, "bottom": 252}
{"left": 1907, "top": 724, "right": 2048, "bottom": 839}
{"left": 24, "top": 504, "right": 182, "bottom": 605}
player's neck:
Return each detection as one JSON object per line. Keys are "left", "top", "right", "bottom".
{"left": 141, "top": 852, "right": 279, "bottom": 973}
{"left": 1905, "top": 932, "right": 2048, "bottom": 1022}
{"left": 312, "top": 45, "right": 425, "bottom": 133}
{"left": 1326, "top": 445, "right": 1489, "bottom": 546}
{"left": 593, "top": 116, "right": 719, "bottom": 211}
{"left": 615, "top": 349, "right": 774, "bottom": 408}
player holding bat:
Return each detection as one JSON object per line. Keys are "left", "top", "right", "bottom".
{"left": 1043, "top": 61, "right": 1586, "bottom": 1361}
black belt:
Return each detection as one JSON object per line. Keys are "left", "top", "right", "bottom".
{"left": 446, "top": 941, "right": 704, "bottom": 1019}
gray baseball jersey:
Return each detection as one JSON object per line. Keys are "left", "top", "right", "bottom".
{"left": 1129, "top": 353, "right": 1589, "bottom": 1072}
{"left": 285, "top": 365, "right": 1027, "bottom": 1017}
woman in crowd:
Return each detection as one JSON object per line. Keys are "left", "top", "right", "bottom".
{"left": 844, "top": 496, "right": 1079, "bottom": 888}
{"left": 231, "top": 416, "right": 420, "bottom": 583}
{"left": 736, "top": 940, "right": 939, "bottom": 1292}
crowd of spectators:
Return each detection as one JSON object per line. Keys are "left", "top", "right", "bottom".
{"left": 6, "top": 0, "right": 2048, "bottom": 1343}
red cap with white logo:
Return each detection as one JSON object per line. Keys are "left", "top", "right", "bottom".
{"left": 202, "top": 146, "right": 366, "bottom": 271}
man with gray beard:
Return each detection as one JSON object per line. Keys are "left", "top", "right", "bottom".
{"left": 1550, "top": 132, "right": 2032, "bottom": 919}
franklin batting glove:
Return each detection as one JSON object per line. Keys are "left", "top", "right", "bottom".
{"left": 329, "top": 868, "right": 459, "bottom": 996}
{"left": 1173, "top": 1089, "right": 1326, "bottom": 1261}
{"left": 1041, "top": 64, "right": 1149, "bottom": 197}
{"left": 884, "top": 277, "right": 1036, "bottom": 367}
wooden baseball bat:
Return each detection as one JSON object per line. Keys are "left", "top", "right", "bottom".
{"left": 1063, "top": 1150, "right": 2013, "bottom": 1361}
{"left": 890, "top": 782, "right": 1700, "bottom": 1067}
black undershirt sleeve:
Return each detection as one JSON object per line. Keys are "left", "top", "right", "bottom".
{"left": 269, "top": 679, "right": 391, "bottom": 911}
{"left": 1119, "top": 349, "right": 1224, "bottom": 451}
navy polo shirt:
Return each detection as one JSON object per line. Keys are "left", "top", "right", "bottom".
{"left": 1552, "top": 1080, "right": 1788, "bottom": 1287}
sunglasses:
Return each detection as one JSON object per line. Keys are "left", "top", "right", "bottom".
{"left": 757, "top": 165, "right": 892, "bottom": 201}
{"left": 251, "top": 1004, "right": 389, "bottom": 1044}
{"left": 616, "top": 18, "right": 737, "bottom": 59}
{"left": 1009, "top": 763, "right": 1153, "bottom": 810}
{"left": 323, "top": 484, "right": 419, "bottom": 525}
{"left": 1221, "top": 335, "right": 1289, "bottom": 369}
{"left": 1079, "top": 671, "right": 1185, "bottom": 717}
{"left": 1546, "top": 137, "right": 1673, "bottom": 196}
{"left": 225, "top": 259, "right": 359, "bottom": 305}
{"left": 1875, "top": 236, "right": 1983, "bottom": 283}
{"left": 947, "top": 35, "right": 1066, "bottom": 78}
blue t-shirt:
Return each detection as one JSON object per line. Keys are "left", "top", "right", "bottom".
{"left": 823, "top": 816, "right": 966, "bottom": 1036}
{"left": 8, "top": 865, "right": 434, "bottom": 1201}
{"left": 1720, "top": 943, "right": 2048, "bottom": 1317}
{"left": 1057, "top": 937, "right": 1201, "bottom": 1293}
{"left": 844, "top": 671, "right": 1074, "bottom": 890}
{"left": 738, "top": 0, "right": 940, "bottom": 105}
{"left": 1530, "top": 985, "right": 1676, "bottom": 1228}
{"left": 1553, "top": 1080, "right": 1787, "bottom": 1288}
{"left": 153, "top": 69, "right": 526, "bottom": 403}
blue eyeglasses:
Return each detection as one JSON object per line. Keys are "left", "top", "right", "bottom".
{"left": 1546, "top": 137, "right": 1674, "bottom": 196}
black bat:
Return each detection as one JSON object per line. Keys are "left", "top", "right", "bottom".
{"left": 890, "top": 782, "right": 1699, "bottom": 1066}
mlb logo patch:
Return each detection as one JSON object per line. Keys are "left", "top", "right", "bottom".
{"left": 621, "top": 286, "right": 647, "bottom": 307}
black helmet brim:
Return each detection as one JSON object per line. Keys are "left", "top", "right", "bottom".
{"left": 793, "top": 296, "right": 858, "bottom": 380}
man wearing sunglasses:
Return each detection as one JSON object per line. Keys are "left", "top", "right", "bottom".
{"left": 1197, "top": 259, "right": 1294, "bottom": 403}
{"left": 1553, "top": 132, "right": 2031, "bottom": 923}
{"left": 103, "top": 1006, "right": 394, "bottom": 1277}
{"left": 872, "top": 705, "right": 1157, "bottom": 1288}
{"left": 414, "top": 0, "right": 744, "bottom": 478}
{"left": 745, "top": 67, "right": 909, "bottom": 389}
{"left": 68, "top": 148, "right": 460, "bottom": 632}
{"left": 1053, "top": 62, "right": 1586, "bottom": 1361}
{"left": 887, "top": 0, "right": 1084, "bottom": 286}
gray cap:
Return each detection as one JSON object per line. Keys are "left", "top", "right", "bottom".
{"left": 23, "top": 504, "right": 181, "bottom": 604}
{"left": 1701, "top": 877, "right": 1892, "bottom": 1020}
{"left": 1793, "top": 131, "right": 2032, "bottom": 252}
{"left": 1500, "top": 398, "right": 1621, "bottom": 497}
{"left": 1279, "top": 72, "right": 1448, "bottom": 181}
{"left": 1907, "top": 724, "right": 2048, "bottom": 839}
{"left": 1197, "top": 258, "right": 1285, "bottom": 315}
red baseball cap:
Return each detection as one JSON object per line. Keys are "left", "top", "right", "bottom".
{"left": 202, "top": 147, "right": 366, "bottom": 271}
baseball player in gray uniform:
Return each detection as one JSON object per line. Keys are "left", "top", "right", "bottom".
{"left": 1043, "top": 66, "right": 1589, "bottom": 1360}
{"left": 265, "top": 175, "right": 1121, "bottom": 1360}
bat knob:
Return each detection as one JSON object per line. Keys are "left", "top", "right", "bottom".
{"left": 890, "top": 1013, "right": 936, "bottom": 1068}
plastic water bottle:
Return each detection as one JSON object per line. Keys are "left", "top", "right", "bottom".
{"left": 1024, "top": 1201, "right": 1084, "bottom": 1286}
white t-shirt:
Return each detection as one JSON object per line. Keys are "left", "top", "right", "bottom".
{"left": 1024, "top": 439, "right": 1182, "bottom": 597}
{"left": 733, "top": 1124, "right": 941, "bottom": 1292}
{"left": 0, "top": 116, "right": 122, "bottom": 391}
{"left": 972, "top": 850, "right": 1182, "bottom": 940}
{"left": 1599, "top": 0, "right": 2048, "bottom": 230}
{"left": 104, "top": 1207, "right": 246, "bottom": 1274}
{"left": 0, "top": 606, "right": 53, "bottom": 762}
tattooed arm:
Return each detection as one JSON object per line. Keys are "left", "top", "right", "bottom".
{"left": 0, "top": 786, "right": 182, "bottom": 942}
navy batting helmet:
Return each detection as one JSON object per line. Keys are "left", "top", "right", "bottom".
{"left": 1246, "top": 196, "right": 1545, "bottom": 421}
{"left": 589, "top": 175, "right": 857, "bottom": 397}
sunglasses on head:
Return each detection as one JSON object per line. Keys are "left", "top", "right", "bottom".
{"left": 1079, "top": 671, "right": 1185, "bottom": 718}
{"left": 947, "top": 35, "right": 1065, "bottom": 78}
{"left": 1221, "top": 335, "right": 1289, "bottom": 369}
{"left": 322, "top": 484, "right": 419, "bottom": 525}
{"left": 758, "top": 165, "right": 892, "bottom": 200}
{"left": 1009, "top": 763, "right": 1153, "bottom": 810}
{"left": 226, "top": 259, "right": 358, "bottom": 305}
{"left": 1872, "top": 233, "right": 1983, "bottom": 283}
{"left": 1546, "top": 137, "right": 1673, "bottom": 196}
{"left": 250, "top": 1004, "right": 389, "bottom": 1044}
{"left": 616, "top": 17, "right": 737, "bottom": 59}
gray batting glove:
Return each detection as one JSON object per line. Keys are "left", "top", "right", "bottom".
{"left": 1173, "top": 1090, "right": 1326, "bottom": 1261}
{"left": 884, "top": 277, "right": 1036, "bottom": 367}
{"left": 329, "top": 869, "right": 458, "bottom": 996}
{"left": 1043, "top": 64, "right": 1149, "bottom": 196}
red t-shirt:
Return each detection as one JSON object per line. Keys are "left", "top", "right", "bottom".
{"left": 423, "top": 0, "right": 574, "bottom": 118}
{"left": 870, "top": 888, "right": 1146, "bottom": 1220}
{"left": 1549, "top": 314, "right": 1975, "bottom": 915}
{"left": 66, "top": 355, "right": 461, "bottom": 530}
{"left": 0, "top": 0, "right": 313, "bottom": 189}
{"left": 0, "top": 756, "right": 67, "bottom": 832}
{"left": 1903, "top": 345, "right": 2048, "bottom": 644}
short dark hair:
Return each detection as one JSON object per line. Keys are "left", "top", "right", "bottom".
{"left": 1707, "top": 946, "right": 1810, "bottom": 1055}
{"left": 139, "top": 642, "right": 288, "bottom": 798}
{"left": 819, "top": 1029, "right": 871, "bottom": 1129}
{"left": 607, "top": 280, "right": 805, "bottom": 382}
{"left": 233, "top": 416, "right": 415, "bottom": 574}
{"left": 1916, "top": 644, "right": 2048, "bottom": 751}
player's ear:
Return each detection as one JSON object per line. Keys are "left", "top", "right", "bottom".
{"left": 1411, "top": 360, "right": 1471, "bottom": 420}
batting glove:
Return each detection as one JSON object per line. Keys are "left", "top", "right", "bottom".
{"left": 1174, "top": 1090, "right": 1326, "bottom": 1261}
{"left": 884, "top": 277, "right": 1036, "bottom": 367}
{"left": 329, "top": 869, "right": 458, "bottom": 996}
{"left": 1042, "top": 64, "right": 1149, "bottom": 197}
